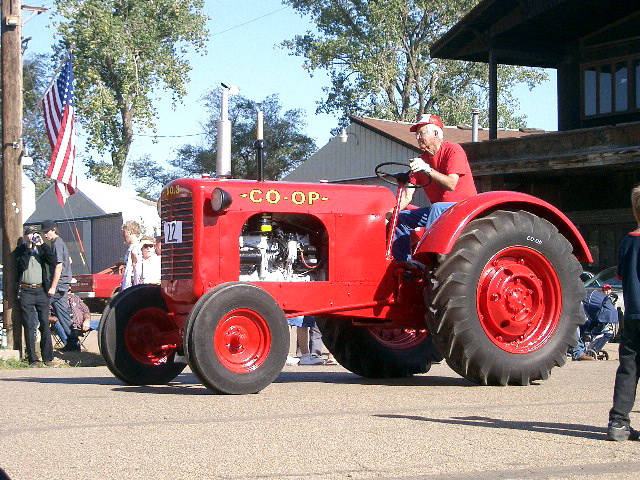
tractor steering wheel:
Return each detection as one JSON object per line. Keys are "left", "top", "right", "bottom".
{"left": 375, "top": 161, "right": 431, "bottom": 189}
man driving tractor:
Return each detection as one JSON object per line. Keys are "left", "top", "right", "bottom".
{"left": 390, "top": 114, "right": 477, "bottom": 267}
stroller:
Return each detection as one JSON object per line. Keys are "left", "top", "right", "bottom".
{"left": 580, "top": 289, "right": 618, "bottom": 360}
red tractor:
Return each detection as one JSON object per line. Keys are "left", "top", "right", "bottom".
{"left": 99, "top": 162, "right": 591, "bottom": 394}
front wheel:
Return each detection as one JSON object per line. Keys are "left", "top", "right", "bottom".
{"left": 427, "top": 210, "right": 585, "bottom": 385}
{"left": 316, "top": 317, "right": 442, "bottom": 378}
{"left": 188, "top": 283, "right": 288, "bottom": 394}
{"left": 99, "top": 285, "right": 185, "bottom": 385}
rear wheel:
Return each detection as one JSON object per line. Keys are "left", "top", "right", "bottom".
{"left": 188, "top": 283, "right": 288, "bottom": 394}
{"left": 427, "top": 210, "right": 585, "bottom": 385}
{"left": 99, "top": 285, "right": 185, "bottom": 385}
{"left": 316, "top": 317, "right": 442, "bottom": 378}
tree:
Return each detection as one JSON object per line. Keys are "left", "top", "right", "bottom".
{"left": 282, "top": 0, "right": 548, "bottom": 128}
{"left": 22, "top": 53, "right": 54, "bottom": 196}
{"left": 128, "top": 91, "right": 317, "bottom": 198}
{"left": 53, "top": 0, "right": 208, "bottom": 186}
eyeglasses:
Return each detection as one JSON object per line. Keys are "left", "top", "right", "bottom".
{"left": 142, "top": 245, "right": 154, "bottom": 249}
{"left": 415, "top": 131, "right": 428, "bottom": 138}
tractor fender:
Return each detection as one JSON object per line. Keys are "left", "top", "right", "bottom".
{"left": 414, "top": 191, "right": 592, "bottom": 263}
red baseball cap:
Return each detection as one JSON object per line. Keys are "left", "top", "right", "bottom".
{"left": 410, "top": 114, "right": 444, "bottom": 132}
{"left": 602, "top": 284, "right": 611, "bottom": 291}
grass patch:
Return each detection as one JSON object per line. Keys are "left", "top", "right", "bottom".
{"left": 0, "top": 358, "right": 30, "bottom": 369}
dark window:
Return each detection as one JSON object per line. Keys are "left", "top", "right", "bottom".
{"left": 582, "top": 56, "right": 640, "bottom": 118}
{"left": 599, "top": 64, "right": 612, "bottom": 114}
{"left": 636, "top": 59, "right": 640, "bottom": 109}
{"left": 584, "top": 67, "right": 597, "bottom": 116}
{"left": 615, "top": 62, "right": 628, "bottom": 112}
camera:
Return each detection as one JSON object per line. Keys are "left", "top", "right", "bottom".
{"left": 31, "top": 233, "right": 42, "bottom": 244}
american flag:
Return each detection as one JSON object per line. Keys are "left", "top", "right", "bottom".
{"left": 42, "top": 58, "right": 77, "bottom": 206}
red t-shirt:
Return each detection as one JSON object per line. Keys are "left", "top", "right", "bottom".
{"left": 415, "top": 141, "right": 477, "bottom": 203}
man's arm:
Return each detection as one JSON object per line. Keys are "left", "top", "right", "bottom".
{"left": 430, "top": 171, "right": 459, "bottom": 192}
{"left": 410, "top": 157, "right": 459, "bottom": 192}
{"left": 48, "top": 263, "right": 62, "bottom": 296}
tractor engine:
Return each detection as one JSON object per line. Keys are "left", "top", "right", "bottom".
{"left": 239, "top": 213, "right": 323, "bottom": 282}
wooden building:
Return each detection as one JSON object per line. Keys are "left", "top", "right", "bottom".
{"left": 430, "top": 0, "right": 640, "bottom": 271}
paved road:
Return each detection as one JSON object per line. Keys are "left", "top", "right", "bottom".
{"left": 1, "top": 342, "right": 639, "bottom": 480}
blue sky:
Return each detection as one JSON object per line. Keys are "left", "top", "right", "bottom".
{"left": 24, "top": 0, "right": 557, "bottom": 187}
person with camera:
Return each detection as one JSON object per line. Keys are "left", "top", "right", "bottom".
{"left": 14, "top": 226, "right": 55, "bottom": 366}
{"left": 41, "top": 219, "right": 80, "bottom": 351}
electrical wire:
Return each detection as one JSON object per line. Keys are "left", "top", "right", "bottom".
{"left": 212, "top": 6, "right": 289, "bottom": 36}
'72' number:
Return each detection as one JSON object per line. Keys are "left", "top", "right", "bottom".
{"left": 164, "top": 221, "right": 183, "bottom": 244}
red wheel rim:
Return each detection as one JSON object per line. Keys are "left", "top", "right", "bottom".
{"left": 476, "top": 247, "right": 561, "bottom": 354}
{"left": 125, "top": 307, "right": 178, "bottom": 365}
{"left": 368, "top": 328, "right": 427, "bottom": 350}
{"left": 214, "top": 308, "right": 272, "bottom": 374}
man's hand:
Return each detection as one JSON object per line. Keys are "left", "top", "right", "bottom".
{"left": 410, "top": 157, "right": 431, "bottom": 174}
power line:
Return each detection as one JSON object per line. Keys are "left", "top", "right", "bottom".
{"left": 212, "top": 6, "right": 288, "bottom": 37}
{"left": 135, "top": 132, "right": 207, "bottom": 138}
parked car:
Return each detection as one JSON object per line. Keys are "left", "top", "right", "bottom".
{"left": 72, "top": 264, "right": 122, "bottom": 313}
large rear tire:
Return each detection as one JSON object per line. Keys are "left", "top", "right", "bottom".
{"left": 188, "top": 283, "right": 288, "bottom": 394}
{"left": 316, "top": 317, "right": 442, "bottom": 378}
{"left": 99, "top": 285, "right": 185, "bottom": 385}
{"left": 427, "top": 210, "right": 585, "bottom": 385}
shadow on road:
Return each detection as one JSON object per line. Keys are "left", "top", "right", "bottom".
{"left": 374, "top": 414, "right": 605, "bottom": 440}
{"left": 0, "top": 370, "right": 473, "bottom": 393}
{"left": 274, "top": 370, "right": 475, "bottom": 387}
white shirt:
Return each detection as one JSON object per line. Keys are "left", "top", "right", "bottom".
{"left": 133, "top": 253, "right": 161, "bottom": 285}
{"left": 121, "top": 242, "right": 142, "bottom": 289}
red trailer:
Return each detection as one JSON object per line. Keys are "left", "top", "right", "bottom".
{"left": 99, "top": 163, "right": 591, "bottom": 394}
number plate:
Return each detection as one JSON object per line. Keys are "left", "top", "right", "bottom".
{"left": 164, "top": 221, "right": 183, "bottom": 244}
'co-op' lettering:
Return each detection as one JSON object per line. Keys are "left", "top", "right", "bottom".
{"left": 244, "top": 189, "right": 327, "bottom": 205}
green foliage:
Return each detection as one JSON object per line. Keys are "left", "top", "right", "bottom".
{"left": 129, "top": 92, "right": 317, "bottom": 198}
{"left": 22, "top": 54, "right": 56, "bottom": 196}
{"left": 282, "top": 0, "right": 548, "bottom": 128}
{"left": 53, "top": 0, "right": 208, "bottom": 186}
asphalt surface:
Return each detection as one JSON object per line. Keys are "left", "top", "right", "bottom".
{"left": 1, "top": 338, "right": 639, "bottom": 480}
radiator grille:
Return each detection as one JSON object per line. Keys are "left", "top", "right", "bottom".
{"left": 160, "top": 195, "right": 194, "bottom": 280}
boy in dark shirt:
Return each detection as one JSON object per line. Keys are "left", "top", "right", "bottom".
{"left": 607, "top": 184, "right": 640, "bottom": 440}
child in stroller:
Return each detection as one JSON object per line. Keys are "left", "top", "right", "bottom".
{"left": 571, "top": 285, "right": 618, "bottom": 360}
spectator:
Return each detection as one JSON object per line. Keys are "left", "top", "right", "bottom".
{"left": 307, "top": 317, "right": 337, "bottom": 365}
{"left": 154, "top": 235, "right": 162, "bottom": 256}
{"left": 121, "top": 220, "right": 142, "bottom": 290}
{"left": 42, "top": 220, "right": 79, "bottom": 352}
{"left": 14, "top": 226, "right": 54, "bottom": 367}
{"left": 133, "top": 236, "right": 161, "bottom": 285}
{"left": 607, "top": 184, "right": 640, "bottom": 441}
{"left": 286, "top": 316, "right": 325, "bottom": 365}
{"left": 50, "top": 291, "right": 99, "bottom": 338}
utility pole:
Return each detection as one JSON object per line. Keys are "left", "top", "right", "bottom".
{"left": 2, "top": 0, "right": 24, "bottom": 353}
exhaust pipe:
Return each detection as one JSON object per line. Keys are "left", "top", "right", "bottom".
{"left": 216, "top": 83, "right": 238, "bottom": 178}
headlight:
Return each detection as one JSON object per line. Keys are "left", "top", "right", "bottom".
{"left": 211, "top": 188, "right": 232, "bottom": 212}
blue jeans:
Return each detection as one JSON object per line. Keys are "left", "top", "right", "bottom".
{"left": 392, "top": 202, "right": 456, "bottom": 262}
{"left": 51, "top": 319, "right": 69, "bottom": 345}
{"left": 571, "top": 326, "right": 586, "bottom": 360}
{"left": 50, "top": 291, "right": 79, "bottom": 347}
{"left": 587, "top": 325, "right": 614, "bottom": 353}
